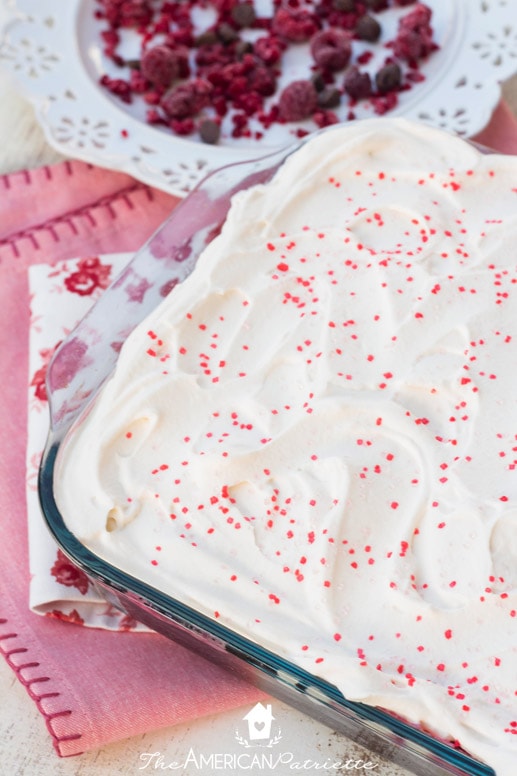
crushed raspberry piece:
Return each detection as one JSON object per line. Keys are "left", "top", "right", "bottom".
{"left": 99, "top": 74, "right": 132, "bottom": 104}
{"left": 161, "top": 78, "right": 213, "bottom": 119}
{"left": 279, "top": 80, "right": 318, "bottom": 121}
{"left": 248, "top": 64, "right": 277, "bottom": 97}
{"left": 310, "top": 28, "right": 352, "bottom": 72}
{"left": 313, "top": 109, "right": 339, "bottom": 128}
{"left": 272, "top": 8, "right": 320, "bottom": 43}
{"left": 170, "top": 117, "right": 196, "bottom": 135}
{"left": 253, "top": 35, "right": 285, "bottom": 65}
{"left": 141, "top": 44, "right": 188, "bottom": 89}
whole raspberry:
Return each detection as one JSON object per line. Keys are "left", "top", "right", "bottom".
{"left": 393, "top": 4, "right": 435, "bottom": 61}
{"left": 310, "top": 28, "right": 352, "bottom": 72}
{"left": 141, "top": 45, "right": 187, "bottom": 89}
{"left": 343, "top": 65, "right": 372, "bottom": 100}
{"left": 161, "top": 78, "right": 213, "bottom": 119}
{"left": 278, "top": 80, "right": 318, "bottom": 121}
{"left": 272, "top": 8, "right": 320, "bottom": 43}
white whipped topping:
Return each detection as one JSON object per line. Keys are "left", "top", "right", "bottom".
{"left": 55, "top": 118, "right": 517, "bottom": 775}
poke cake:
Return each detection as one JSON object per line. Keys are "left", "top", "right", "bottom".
{"left": 53, "top": 118, "right": 517, "bottom": 775}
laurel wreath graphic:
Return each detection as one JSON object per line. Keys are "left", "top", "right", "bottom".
{"left": 234, "top": 729, "right": 283, "bottom": 748}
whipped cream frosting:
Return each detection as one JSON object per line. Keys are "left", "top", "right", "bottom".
{"left": 55, "top": 119, "right": 517, "bottom": 775}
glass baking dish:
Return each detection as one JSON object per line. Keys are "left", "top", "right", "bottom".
{"left": 38, "top": 133, "right": 496, "bottom": 776}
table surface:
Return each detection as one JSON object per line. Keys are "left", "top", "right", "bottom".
{"left": 1, "top": 45, "right": 517, "bottom": 776}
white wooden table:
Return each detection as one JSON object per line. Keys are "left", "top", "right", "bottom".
{"left": 1, "top": 59, "right": 516, "bottom": 776}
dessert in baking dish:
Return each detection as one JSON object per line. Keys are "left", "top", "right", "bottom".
{"left": 55, "top": 118, "right": 517, "bottom": 775}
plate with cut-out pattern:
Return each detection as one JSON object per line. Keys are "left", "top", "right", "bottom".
{"left": 1, "top": 0, "right": 516, "bottom": 196}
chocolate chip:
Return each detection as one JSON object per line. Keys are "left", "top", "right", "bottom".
{"left": 344, "top": 65, "right": 372, "bottom": 100}
{"left": 217, "top": 23, "right": 239, "bottom": 44}
{"left": 311, "top": 71, "right": 326, "bottom": 93}
{"left": 199, "top": 119, "right": 221, "bottom": 144}
{"left": 231, "top": 3, "right": 256, "bottom": 28}
{"left": 356, "top": 15, "right": 381, "bottom": 42}
{"left": 333, "top": 0, "right": 356, "bottom": 10}
{"left": 235, "top": 39, "right": 253, "bottom": 59}
{"left": 364, "top": 0, "right": 388, "bottom": 10}
{"left": 195, "top": 30, "right": 218, "bottom": 47}
{"left": 375, "top": 62, "right": 402, "bottom": 93}
{"left": 317, "top": 86, "right": 341, "bottom": 109}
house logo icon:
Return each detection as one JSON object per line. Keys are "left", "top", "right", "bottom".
{"left": 235, "top": 702, "right": 282, "bottom": 747}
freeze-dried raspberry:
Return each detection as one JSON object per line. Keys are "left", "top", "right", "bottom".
{"left": 313, "top": 109, "right": 339, "bottom": 128}
{"left": 170, "top": 117, "right": 196, "bottom": 135}
{"left": 392, "top": 3, "right": 435, "bottom": 62}
{"left": 375, "top": 62, "right": 402, "bottom": 93}
{"left": 254, "top": 35, "right": 284, "bottom": 65}
{"left": 121, "top": 0, "right": 153, "bottom": 28}
{"left": 310, "top": 29, "right": 352, "bottom": 72}
{"left": 141, "top": 45, "right": 186, "bottom": 89}
{"left": 161, "top": 78, "right": 213, "bottom": 119}
{"left": 343, "top": 65, "right": 372, "bottom": 100}
{"left": 129, "top": 67, "right": 149, "bottom": 93}
{"left": 355, "top": 14, "right": 381, "bottom": 42}
{"left": 248, "top": 65, "right": 277, "bottom": 97}
{"left": 279, "top": 80, "right": 318, "bottom": 121}
{"left": 272, "top": 8, "right": 320, "bottom": 43}
{"left": 99, "top": 74, "right": 132, "bottom": 103}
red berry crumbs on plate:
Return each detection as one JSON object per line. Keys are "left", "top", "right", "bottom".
{"left": 93, "top": 0, "right": 439, "bottom": 144}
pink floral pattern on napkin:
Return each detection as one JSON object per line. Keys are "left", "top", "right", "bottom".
{"left": 27, "top": 253, "right": 150, "bottom": 631}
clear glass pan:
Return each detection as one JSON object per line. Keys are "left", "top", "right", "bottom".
{"left": 38, "top": 129, "right": 495, "bottom": 776}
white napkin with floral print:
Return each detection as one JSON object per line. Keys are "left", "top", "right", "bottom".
{"left": 27, "top": 253, "right": 149, "bottom": 631}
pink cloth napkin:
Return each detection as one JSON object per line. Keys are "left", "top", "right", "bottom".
{"left": 1, "top": 104, "right": 516, "bottom": 757}
{"left": 0, "top": 162, "right": 264, "bottom": 757}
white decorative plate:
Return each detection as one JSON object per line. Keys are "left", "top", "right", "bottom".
{"left": 1, "top": 0, "right": 517, "bottom": 196}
